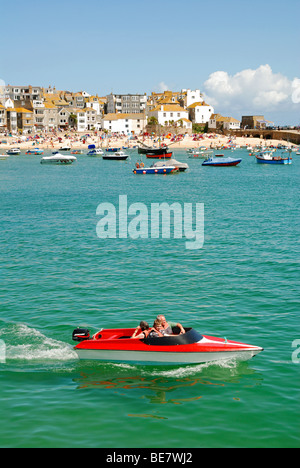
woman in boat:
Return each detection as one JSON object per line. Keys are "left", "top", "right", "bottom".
{"left": 131, "top": 321, "right": 150, "bottom": 339}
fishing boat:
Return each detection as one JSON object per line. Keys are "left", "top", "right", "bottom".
{"left": 40, "top": 152, "right": 77, "bottom": 165}
{"left": 138, "top": 145, "right": 169, "bottom": 155}
{"left": 153, "top": 158, "right": 189, "bottom": 172}
{"left": 26, "top": 148, "right": 44, "bottom": 155}
{"left": 72, "top": 326, "right": 263, "bottom": 364}
{"left": 255, "top": 152, "right": 292, "bottom": 165}
{"left": 103, "top": 151, "right": 128, "bottom": 160}
{"left": 6, "top": 148, "right": 21, "bottom": 155}
{"left": 202, "top": 156, "right": 242, "bottom": 167}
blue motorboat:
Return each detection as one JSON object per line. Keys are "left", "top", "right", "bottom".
{"left": 106, "top": 147, "right": 120, "bottom": 153}
{"left": 26, "top": 148, "right": 44, "bottom": 155}
{"left": 202, "top": 156, "right": 242, "bottom": 166}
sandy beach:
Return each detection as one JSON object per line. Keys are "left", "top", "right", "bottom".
{"left": 0, "top": 132, "right": 297, "bottom": 152}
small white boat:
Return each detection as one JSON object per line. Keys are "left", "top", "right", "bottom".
{"left": 59, "top": 145, "right": 71, "bottom": 152}
{"left": 6, "top": 148, "right": 21, "bottom": 155}
{"left": 103, "top": 151, "right": 129, "bottom": 160}
{"left": 41, "top": 153, "right": 77, "bottom": 165}
{"left": 0, "top": 154, "right": 10, "bottom": 160}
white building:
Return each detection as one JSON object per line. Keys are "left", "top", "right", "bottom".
{"left": 223, "top": 117, "right": 241, "bottom": 130}
{"left": 208, "top": 114, "right": 240, "bottom": 131}
{"left": 102, "top": 113, "right": 147, "bottom": 134}
{"left": 187, "top": 101, "right": 214, "bottom": 124}
{"left": 149, "top": 104, "right": 190, "bottom": 127}
{"left": 74, "top": 109, "right": 87, "bottom": 132}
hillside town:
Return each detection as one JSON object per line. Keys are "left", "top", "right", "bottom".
{"left": 0, "top": 84, "right": 257, "bottom": 136}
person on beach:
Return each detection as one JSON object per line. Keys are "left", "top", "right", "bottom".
{"left": 156, "top": 315, "right": 186, "bottom": 335}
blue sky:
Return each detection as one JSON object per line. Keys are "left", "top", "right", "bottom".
{"left": 1, "top": 0, "right": 299, "bottom": 124}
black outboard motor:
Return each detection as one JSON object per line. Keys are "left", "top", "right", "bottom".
{"left": 72, "top": 328, "right": 90, "bottom": 342}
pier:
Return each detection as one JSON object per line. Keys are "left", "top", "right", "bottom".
{"left": 228, "top": 129, "right": 300, "bottom": 145}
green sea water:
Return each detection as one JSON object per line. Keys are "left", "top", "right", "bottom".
{"left": 0, "top": 148, "right": 299, "bottom": 448}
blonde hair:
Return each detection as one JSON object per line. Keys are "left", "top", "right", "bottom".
{"left": 153, "top": 318, "right": 162, "bottom": 329}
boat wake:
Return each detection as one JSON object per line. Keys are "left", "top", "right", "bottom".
{"left": 0, "top": 323, "right": 78, "bottom": 363}
{"left": 147, "top": 358, "right": 239, "bottom": 378}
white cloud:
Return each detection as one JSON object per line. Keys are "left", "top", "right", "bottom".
{"left": 202, "top": 65, "right": 299, "bottom": 114}
{"left": 158, "top": 81, "right": 169, "bottom": 92}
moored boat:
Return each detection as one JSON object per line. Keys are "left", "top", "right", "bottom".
{"left": 103, "top": 151, "right": 128, "bottom": 160}
{"left": 0, "top": 153, "right": 10, "bottom": 160}
{"left": 26, "top": 148, "right": 44, "bottom": 155}
{"left": 146, "top": 151, "right": 173, "bottom": 159}
{"left": 153, "top": 158, "right": 188, "bottom": 172}
{"left": 188, "top": 151, "right": 212, "bottom": 159}
{"left": 59, "top": 145, "right": 71, "bottom": 152}
{"left": 88, "top": 148, "right": 104, "bottom": 156}
{"left": 6, "top": 148, "right": 21, "bottom": 155}
{"left": 138, "top": 145, "right": 169, "bottom": 155}
{"left": 255, "top": 152, "right": 292, "bottom": 164}
{"left": 40, "top": 152, "right": 77, "bottom": 165}
{"left": 72, "top": 326, "right": 263, "bottom": 364}
{"left": 202, "top": 156, "right": 242, "bottom": 166}
{"left": 133, "top": 164, "right": 178, "bottom": 174}
{"left": 106, "top": 147, "right": 121, "bottom": 153}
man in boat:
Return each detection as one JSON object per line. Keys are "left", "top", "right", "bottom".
{"left": 157, "top": 315, "right": 186, "bottom": 335}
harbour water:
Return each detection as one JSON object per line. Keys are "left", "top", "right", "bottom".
{"left": 0, "top": 148, "right": 299, "bottom": 448}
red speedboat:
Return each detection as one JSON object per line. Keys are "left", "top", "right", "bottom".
{"left": 72, "top": 327, "right": 263, "bottom": 365}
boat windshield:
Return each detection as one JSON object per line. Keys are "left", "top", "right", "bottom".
{"left": 143, "top": 328, "right": 203, "bottom": 346}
